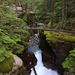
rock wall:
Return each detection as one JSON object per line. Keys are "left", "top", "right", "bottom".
{"left": 39, "top": 33, "right": 65, "bottom": 75}
{"left": 50, "top": 41, "right": 73, "bottom": 64}
{"left": 39, "top": 32, "right": 75, "bottom": 75}
{"left": 39, "top": 32, "right": 56, "bottom": 63}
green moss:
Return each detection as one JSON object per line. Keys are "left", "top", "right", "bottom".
{"left": 47, "top": 37, "right": 59, "bottom": 44}
{"left": 60, "top": 36, "right": 75, "bottom": 42}
{"left": 0, "top": 55, "right": 14, "bottom": 73}
{"left": 44, "top": 31, "right": 75, "bottom": 44}
{"left": 44, "top": 31, "right": 59, "bottom": 44}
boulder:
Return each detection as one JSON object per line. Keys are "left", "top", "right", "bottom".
{"left": 3, "top": 54, "right": 27, "bottom": 75}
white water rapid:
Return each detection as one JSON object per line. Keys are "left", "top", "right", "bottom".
{"left": 30, "top": 50, "right": 59, "bottom": 75}
{"left": 28, "top": 34, "right": 59, "bottom": 75}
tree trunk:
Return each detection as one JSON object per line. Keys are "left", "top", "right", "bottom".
{"left": 62, "top": 0, "right": 66, "bottom": 29}
{"left": 51, "top": 0, "right": 55, "bottom": 28}
{"left": 25, "top": 3, "right": 28, "bottom": 12}
{"left": 30, "top": 1, "right": 33, "bottom": 11}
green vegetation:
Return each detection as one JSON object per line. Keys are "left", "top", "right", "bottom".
{"left": 62, "top": 49, "right": 75, "bottom": 75}
{"left": 44, "top": 31, "right": 75, "bottom": 44}
{"left": 33, "top": 0, "right": 75, "bottom": 30}
{"left": 0, "top": 0, "right": 75, "bottom": 74}
{"left": 44, "top": 31, "right": 58, "bottom": 43}
{"left": 0, "top": 55, "right": 14, "bottom": 73}
{"left": 0, "top": 29, "right": 14, "bottom": 62}
{"left": 0, "top": 0, "right": 28, "bottom": 64}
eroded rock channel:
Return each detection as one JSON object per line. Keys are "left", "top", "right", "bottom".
{"left": 17, "top": 32, "right": 74, "bottom": 75}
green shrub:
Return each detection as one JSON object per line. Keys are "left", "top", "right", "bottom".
{"left": 0, "top": 1, "right": 28, "bottom": 63}
{"left": 0, "top": 29, "right": 15, "bottom": 62}
{"left": 62, "top": 49, "right": 75, "bottom": 75}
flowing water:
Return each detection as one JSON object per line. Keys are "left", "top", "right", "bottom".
{"left": 28, "top": 34, "right": 59, "bottom": 75}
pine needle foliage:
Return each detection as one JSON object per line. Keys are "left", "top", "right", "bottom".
{"left": 0, "top": 1, "right": 28, "bottom": 62}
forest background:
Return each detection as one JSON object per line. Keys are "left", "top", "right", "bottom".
{"left": 0, "top": 0, "right": 75, "bottom": 74}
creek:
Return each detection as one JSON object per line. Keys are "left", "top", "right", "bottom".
{"left": 28, "top": 34, "right": 59, "bottom": 75}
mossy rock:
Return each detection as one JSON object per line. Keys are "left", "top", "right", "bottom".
{"left": 44, "top": 31, "right": 75, "bottom": 44}
{"left": 44, "top": 31, "right": 59, "bottom": 44}
{"left": 0, "top": 55, "right": 14, "bottom": 73}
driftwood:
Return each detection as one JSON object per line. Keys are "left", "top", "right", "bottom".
{"left": 33, "top": 66, "right": 37, "bottom": 75}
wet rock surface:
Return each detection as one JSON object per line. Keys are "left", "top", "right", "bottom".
{"left": 43, "top": 62, "right": 64, "bottom": 75}
{"left": 17, "top": 48, "right": 37, "bottom": 75}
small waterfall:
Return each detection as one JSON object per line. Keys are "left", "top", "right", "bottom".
{"left": 28, "top": 34, "right": 59, "bottom": 75}
{"left": 30, "top": 50, "right": 59, "bottom": 75}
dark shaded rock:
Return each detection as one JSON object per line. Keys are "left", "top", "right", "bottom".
{"left": 17, "top": 48, "right": 37, "bottom": 74}
{"left": 43, "top": 62, "right": 64, "bottom": 75}
{"left": 51, "top": 42, "right": 73, "bottom": 64}
{"left": 39, "top": 32, "right": 64, "bottom": 75}
{"left": 39, "top": 32, "right": 56, "bottom": 63}
{"left": 23, "top": 50, "right": 37, "bottom": 70}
